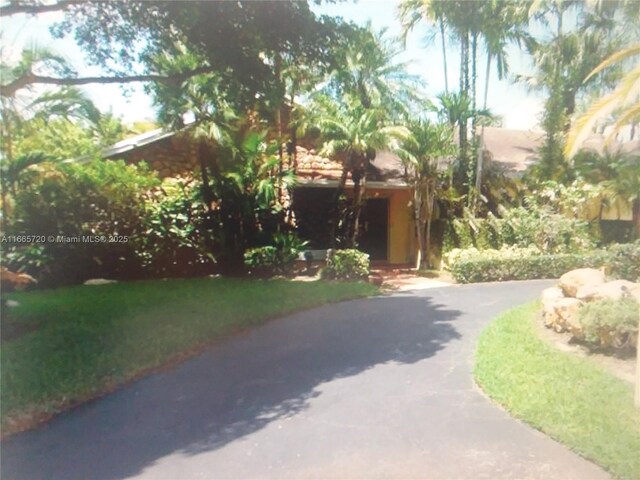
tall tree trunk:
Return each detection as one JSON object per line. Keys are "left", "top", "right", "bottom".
{"left": 439, "top": 18, "right": 449, "bottom": 95}
{"left": 1, "top": 101, "right": 13, "bottom": 230}
{"left": 350, "top": 169, "right": 367, "bottom": 247}
{"left": 330, "top": 165, "right": 349, "bottom": 249}
{"left": 274, "top": 53, "right": 284, "bottom": 201}
{"left": 483, "top": 54, "right": 491, "bottom": 110}
{"left": 469, "top": 30, "right": 478, "bottom": 209}
{"left": 414, "top": 184, "right": 427, "bottom": 270}
{"left": 424, "top": 181, "right": 436, "bottom": 271}
{"left": 458, "top": 31, "right": 469, "bottom": 181}
{"left": 475, "top": 53, "right": 492, "bottom": 203}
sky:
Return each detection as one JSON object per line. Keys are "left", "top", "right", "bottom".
{"left": 1, "top": 0, "right": 545, "bottom": 130}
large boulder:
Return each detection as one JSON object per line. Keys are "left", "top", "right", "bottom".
{"left": 558, "top": 268, "right": 605, "bottom": 297}
{"left": 541, "top": 287, "right": 566, "bottom": 328}
{"left": 541, "top": 286, "right": 565, "bottom": 302}
{"left": 543, "top": 297, "right": 583, "bottom": 333}
{"left": 576, "top": 279, "right": 639, "bottom": 302}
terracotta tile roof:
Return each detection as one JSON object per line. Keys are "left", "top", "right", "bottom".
{"left": 295, "top": 146, "right": 406, "bottom": 183}
{"left": 295, "top": 146, "right": 344, "bottom": 180}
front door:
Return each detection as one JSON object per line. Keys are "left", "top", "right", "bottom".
{"left": 358, "top": 198, "right": 389, "bottom": 261}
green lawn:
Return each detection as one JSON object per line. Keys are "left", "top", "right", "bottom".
{"left": 1, "top": 277, "right": 378, "bottom": 434}
{"left": 475, "top": 302, "right": 640, "bottom": 479}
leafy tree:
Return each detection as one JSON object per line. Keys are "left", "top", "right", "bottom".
{"left": 43, "top": 1, "right": 342, "bottom": 108}
{"left": 399, "top": 0, "right": 451, "bottom": 94}
{"left": 397, "top": 120, "right": 457, "bottom": 269}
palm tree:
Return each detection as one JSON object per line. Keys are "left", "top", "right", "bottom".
{"left": 398, "top": 0, "right": 450, "bottom": 94}
{"left": 330, "top": 23, "right": 422, "bottom": 121}
{"left": 397, "top": 120, "right": 457, "bottom": 269}
{"left": 522, "top": 0, "right": 622, "bottom": 179}
{"left": 474, "top": 1, "right": 530, "bottom": 204}
{"left": 565, "top": 44, "right": 640, "bottom": 157}
{"left": 310, "top": 95, "right": 409, "bottom": 247}
{"left": 432, "top": 92, "right": 496, "bottom": 188}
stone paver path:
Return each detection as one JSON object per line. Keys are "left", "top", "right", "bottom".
{"left": 1, "top": 280, "right": 609, "bottom": 479}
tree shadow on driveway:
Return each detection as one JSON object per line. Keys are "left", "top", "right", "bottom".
{"left": 1, "top": 294, "right": 462, "bottom": 480}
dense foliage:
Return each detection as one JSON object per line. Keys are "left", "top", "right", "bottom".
{"left": 443, "top": 206, "right": 598, "bottom": 255}
{"left": 138, "top": 178, "right": 215, "bottom": 277}
{"left": 3, "top": 160, "right": 158, "bottom": 286}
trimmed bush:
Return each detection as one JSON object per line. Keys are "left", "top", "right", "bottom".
{"left": 578, "top": 298, "right": 639, "bottom": 349}
{"left": 446, "top": 242, "right": 640, "bottom": 283}
{"left": 322, "top": 249, "right": 370, "bottom": 280}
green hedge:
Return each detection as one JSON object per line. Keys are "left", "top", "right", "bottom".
{"left": 448, "top": 242, "right": 640, "bottom": 284}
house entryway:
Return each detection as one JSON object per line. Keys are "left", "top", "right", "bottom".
{"left": 358, "top": 198, "right": 389, "bottom": 261}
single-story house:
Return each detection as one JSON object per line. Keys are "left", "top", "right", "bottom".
{"left": 102, "top": 129, "right": 417, "bottom": 265}
{"left": 100, "top": 126, "right": 637, "bottom": 266}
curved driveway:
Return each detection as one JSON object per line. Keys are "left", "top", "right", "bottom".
{"left": 2, "top": 280, "right": 609, "bottom": 479}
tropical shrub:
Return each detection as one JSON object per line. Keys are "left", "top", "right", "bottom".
{"left": 498, "top": 206, "right": 597, "bottom": 253}
{"left": 137, "top": 178, "right": 215, "bottom": 277}
{"left": 244, "top": 233, "right": 307, "bottom": 277}
{"left": 4, "top": 160, "right": 159, "bottom": 286}
{"left": 443, "top": 205, "right": 598, "bottom": 254}
{"left": 322, "top": 249, "right": 370, "bottom": 280}
{"left": 578, "top": 298, "right": 639, "bottom": 349}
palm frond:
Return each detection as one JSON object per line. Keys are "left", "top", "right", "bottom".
{"left": 584, "top": 43, "right": 640, "bottom": 83}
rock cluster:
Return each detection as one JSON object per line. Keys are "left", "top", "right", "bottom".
{"left": 542, "top": 268, "right": 640, "bottom": 337}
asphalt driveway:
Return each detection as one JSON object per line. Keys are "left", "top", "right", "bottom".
{"left": 1, "top": 280, "right": 609, "bottom": 479}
